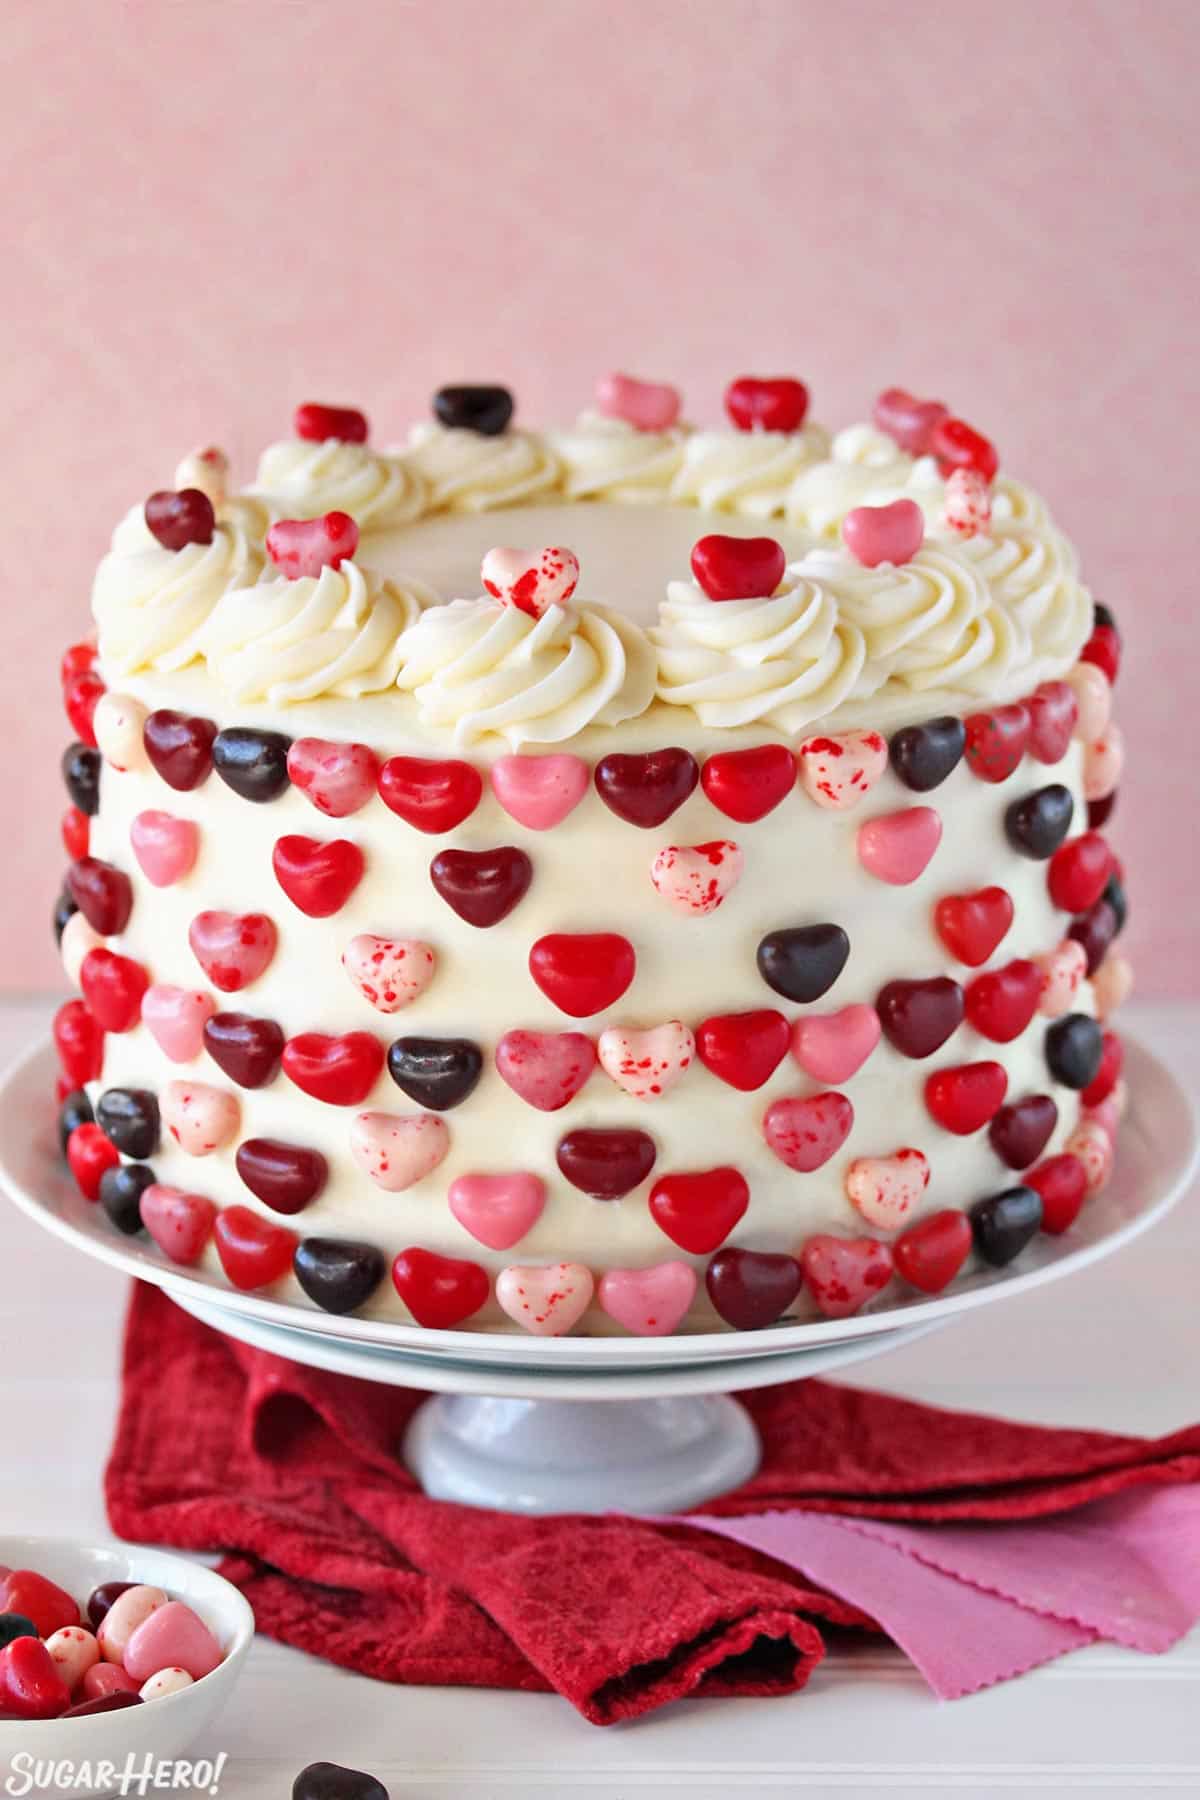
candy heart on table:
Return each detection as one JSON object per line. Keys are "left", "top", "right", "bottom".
{"left": 491, "top": 752, "right": 590, "bottom": 830}
{"left": 235, "top": 1139, "right": 329, "bottom": 1213}
{"left": 287, "top": 737, "right": 381, "bottom": 817}
{"left": 123, "top": 1601, "right": 223, "bottom": 1684}
{"left": 203, "top": 1012, "right": 286, "bottom": 1088}
{"left": 877, "top": 976, "right": 964, "bottom": 1058}
{"left": 80, "top": 948, "right": 150, "bottom": 1032}
{"left": 293, "top": 1239, "right": 386, "bottom": 1316}
{"left": 495, "top": 1029, "right": 596, "bottom": 1110}
{"left": 161, "top": 1080, "right": 240, "bottom": 1156}
{"left": 143, "top": 710, "right": 218, "bottom": 791}
{"left": 93, "top": 692, "right": 148, "bottom": 771}
{"left": 963, "top": 958, "right": 1042, "bottom": 1042}
{"left": 1047, "top": 831, "right": 1113, "bottom": 913}
{"left": 970, "top": 1186, "right": 1043, "bottom": 1266}
{"left": 593, "top": 748, "right": 699, "bottom": 827}
{"left": 139, "top": 1184, "right": 218, "bottom": 1265}
{"left": 856, "top": 806, "right": 942, "bottom": 884}
{"left": 391, "top": 1247, "right": 490, "bottom": 1329}
{"left": 871, "top": 386, "right": 948, "bottom": 454}
{"left": 1026, "top": 680, "right": 1078, "bottom": 764}
{"left": 800, "top": 1235, "right": 894, "bottom": 1319}
{"left": 556, "top": 1128, "right": 657, "bottom": 1199}
{"left": 130, "top": 809, "right": 200, "bottom": 886}
{"left": 100, "top": 1161, "right": 157, "bottom": 1236}
{"left": 790, "top": 1004, "right": 881, "bottom": 1084}
{"left": 700, "top": 743, "right": 796, "bottom": 821}
{"left": 0, "top": 1637, "right": 70, "bottom": 1719}
{"left": 1025, "top": 1153, "right": 1089, "bottom": 1234}
{"left": 342, "top": 935, "right": 436, "bottom": 1013}
{"left": 97, "top": 1586, "right": 168, "bottom": 1663}
{"left": 595, "top": 370, "right": 681, "bottom": 432}
{"left": 596, "top": 1262, "right": 697, "bottom": 1337}
{"left": 1033, "top": 939, "right": 1088, "bottom": 1017}
{"left": 925, "top": 1061, "right": 1008, "bottom": 1135}
{"left": 690, "top": 534, "right": 787, "bottom": 601}
{"left": 528, "top": 932, "right": 637, "bottom": 1017}
{"left": 349, "top": 1110, "right": 450, "bottom": 1191}
{"left": 377, "top": 755, "right": 483, "bottom": 833}
{"left": 941, "top": 468, "right": 991, "bottom": 537}
{"left": 67, "top": 857, "right": 133, "bottom": 935}
{"left": 294, "top": 401, "right": 369, "bottom": 443}
{"left": 650, "top": 839, "right": 743, "bottom": 915}
{"left": 480, "top": 545, "right": 580, "bottom": 618}
{"left": 1083, "top": 725, "right": 1125, "bottom": 801}
{"left": 429, "top": 846, "right": 533, "bottom": 928}
{"left": 841, "top": 498, "right": 924, "bottom": 567}
{"left": 54, "top": 998, "right": 104, "bottom": 1086}
{"left": 188, "top": 910, "right": 277, "bottom": 991}
{"left": 797, "top": 730, "right": 888, "bottom": 811}
{"left": 845, "top": 1148, "right": 930, "bottom": 1231}
{"left": 283, "top": 1032, "right": 384, "bottom": 1106}
{"left": 597, "top": 1020, "right": 695, "bottom": 1100}
{"left": 59, "top": 910, "right": 101, "bottom": 986}
{"left": 1003, "top": 784, "right": 1074, "bottom": 859}
{"left": 988, "top": 1094, "right": 1058, "bottom": 1170}
{"left": 386, "top": 1037, "right": 484, "bottom": 1111}
{"left": 44, "top": 1626, "right": 100, "bottom": 1693}
{"left": 142, "top": 984, "right": 217, "bottom": 1062}
{"left": 724, "top": 374, "right": 810, "bottom": 433}
{"left": 931, "top": 416, "right": 999, "bottom": 483}
{"left": 1066, "top": 1118, "right": 1115, "bottom": 1197}
{"left": 1067, "top": 661, "right": 1112, "bottom": 741}
{"left": 1, "top": 1571, "right": 79, "bottom": 1639}
{"left": 705, "top": 1249, "right": 802, "bottom": 1331}
{"left": 762, "top": 1092, "right": 854, "bottom": 1172}
{"left": 266, "top": 511, "right": 359, "bottom": 577}
{"left": 648, "top": 1167, "right": 750, "bottom": 1253}
{"left": 433, "top": 384, "right": 514, "bottom": 436}
{"left": 1044, "top": 1013, "right": 1105, "bottom": 1089}
{"left": 888, "top": 716, "right": 966, "bottom": 793}
{"left": 963, "top": 704, "right": 1031, "bottom": 783}
{"left": 96, "top": 1087, "right": 160, "bottom": 1159}
{"left": 496, "top": 1262, "right": 595, "bottom": 1336}
{"left": 448, "top": 1173, "right": 546, "bottom": 1251}
{"left": 892, "top": 1209, "right": 973, "bottom": 1293}
{"left": 695, "top": 1009, "right": 790, "bottom": 1091}
{"left": 144, "top": 488, "right": 215, "bottom": 550}
{"left": 213, "top": 1206, "right": 298, "bottom": 1291}
{"left": 66, "top": 1123, "right": 119, "bottom": 1200}
{"left": 212, "top": 727, "right": 292, "bottom": 803}
{"left": 273, "top": 835, "right": 365, "bottom": 917}
{"left": 756, "top": 924, "right": 850, "bottom": 1004}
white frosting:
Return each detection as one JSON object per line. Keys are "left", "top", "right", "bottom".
{"left": 93, "top": 509, "right": 263, "bottom": 675}
{"left": 401, "top": 424, "right": 562, "bottom": 512}
{"left": 785, "top": 424, "right": 946, "bottom": 535}
{"left": 671, "top": 422, "right": 831, "bottom": 517}
{"left": 251, "top": 439, "right": 426, "bottom": 530}
{"left": 548, "top": 412, "right": 687, "bottom": 502}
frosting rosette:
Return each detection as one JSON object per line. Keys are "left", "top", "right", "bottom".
{"left": 959, "top": 478, "right": 1093, "bottom": 673}
{"left": 785, "top": 424, "right": 945, "bottom": 535}
{"left": 394, "top": 597, "right": 657, "bottom": 746}
{"left": 670, "top": 422, "right": 831, "bottom": 518}
{"left": 401, "top": 424, "right": 562, "bottom": 512}
{"left": 93, "top": 509, "right": 264, "bottom": 674}
{"left": 549, "top": 412, "right": 687, "bottom": 502}
{"left": 197, "top": 560, "right": 430, "bottom": 704}
{"left": 251, "top": 438, "right": 426, "bottom": 530}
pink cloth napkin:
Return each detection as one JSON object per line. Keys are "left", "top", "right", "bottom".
{"left": 677, "top": 1483, "right": 1200, "bottom": 1697}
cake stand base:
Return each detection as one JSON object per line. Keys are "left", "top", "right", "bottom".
{"left": 402, "top": 1391, "right": 760, "bottom": 1513}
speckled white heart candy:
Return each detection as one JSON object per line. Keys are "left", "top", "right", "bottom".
{"left": 650, "top": 840, "right": 743, "bottom": 915}
{"left": 598, "top": 1021, "right": 695, "bottom": 1100}
{"left": 496, "top": 1262, "right": 595, "bottom": 1336}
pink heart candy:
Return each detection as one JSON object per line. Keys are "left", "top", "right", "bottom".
{"left": 1065, "top": 1119, "right": 1114, "bottom": 1196}
{"left": 594, "top": 371, "right": 681, "bottom": 432}
{"left": 650, "top": 839, "right": 744, "bottom": 915}
{"left": 1093, "top": 952, "right": 1133, "bottom": 1019}
{"left": 448, "top": 1172, "right": 546, "bottom": 1251}
{"left": 1066, "top": 661, "right": 1112, "bottom": 742}
{"left": 496, "top": 1262, "right": 595, "bottom": 1336}
{"left": 139, "top": 1184, "right": 217, "bottom": 1266}
{"left": 791, "top": 1005, "right": 881, "bottom": 1084}
{"left": 763, "top": 1092, "right": 854, "bottom": 1172}
{"left": 130, "top": 811, "right": 199, "bottom": 887}
{"left": 598, "top": 1021, "right": 695, "bottom": 1101}
{"left": 97, "top": 1587, "right": 168, "bottom": 1663}
{"left": 856, "top": 806, "right": 942, "bottom": 885}
{"left": 266, "top": 511, "right": 358, "bottom": 579}
{"left": 287, "top": 737, "right": 380, "bottom": 817}
{"left": 60, "top": 910, "right": 102, "bottom": 986}
{"left": 188, "top": 911, "right": 276, "bottom": 992}
{"left": 342, "top": 935, "right": 436, "bottom": 1014}
{"left": 161, "top": 1081, "right": 240, "bottom": 1156}
{"left": 349, "top": 1110, "right": 450, "bottom": 1190}
{"left": 494, "top": 1030, "right": 596, "bottom": 1111}
{"left": 480, "top": 545, "right": 580, "bottom": 619}
{"left": 842, "top": 498, "right": 925, "bottom": 568}
{"left": 872, "top": 387, "right": 948, "bottom": 454}
{"left": 93, "top": 693, "right": 148, "bottom": 772}
{"left": 141, "top": 985, "right": 217, "bottom": 1062}
{"left": 801, "top": 1234, "right": 894, "bottom": 1319}
{"left": 123, "top": 1601, "right": 222, "bottom": 1685}
{"left": 597, "top": 1262, "right": 697, "bottom": 1336}
{"left": 797, "top": 730, "right": 888, "bottom": 811}
{"left": 491, "top": 753, "right": 590, "bottom": 830}
{"left": 1083, "top": 725, "right": 1124, "bottom": 801}
{"left": 1034, "top": 939, "right": 1087, "bottom": 1017}
{"left": 845, "top": 1149, "right": 930, "bottom": 1230}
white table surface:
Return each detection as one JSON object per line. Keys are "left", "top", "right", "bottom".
{"left": 1, "top": 996, "right": 1197, "bottom": 1798}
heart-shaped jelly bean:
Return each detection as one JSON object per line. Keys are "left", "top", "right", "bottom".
{"left": 964, "top": 959, "right": 1042, "bottom": 1042}
{"left": 931, "top": 417, "right": 998, "bottom": 483}
{"left": 598, "top": 1021, "right": 694, "bottom": 1100}
{"left": 213, "top": 1205, "right": 298, "bottom": 1290}
{"left": 144, "top": 488, "right": 216, "bottom": 551}
{"left": 706, "top": 1248, "right": 802, "bottom": 1331}
{"left": 203, "top": 1012, "right": 285, "bottom": 1088}
{"left": 96, "top": 1088, "right": 159, "bottom": 1159}
{"left": 648, "top": 1167, "right": 750, "bottom": 1254}
{"left": 349, "top": 1110, "right": 449, "bottom": 1191}
{"left": 1081, "top": 1029, "right": 1123, "bottom": 1108}
{"left": 757, "top": 924, "right": 850, "bottom": 1004}
{"left": 392, "top": 1247, "right": 490, "bottom": 1328}
{"left": 800, "top": 1235, "right": 894, "bottom": 1319}
{"left": 1047, "top": 832, "right": 1113, "bottom": 913}
{"left": 924, "top": 1061, "right": 1008, "bottom": 1134}
{"left": 1081, "top": 621, "right": 1121, "bottom": 684}
{"left": 528, "top": 933, "right": 636, "bottom": 1017}
{"left": 58, "top": 1089, "right": 94, "bottom": 1155}
{"left": 700, "top": 743, "right": 796, "bottom": 821}
{"left": 892, "top": 1209, "right": 972, "bottom": 1293}
{"left": 387, "top": 1037, "right": 483, "bottom": 1110}
{"left": 54, "top": 998, "right": 104, "bottom": 1086}
{"left": 235, "top": 1139, "right": 328, "bottom": 1214}
{"left": 650, "top": 839, "right": 743, "bottom": 914}
{"left": 597, "top": 1262, "right": 697, "bottom": 1337}
{"left": 1065, "top": 1118, "right": 1114, "bottom": 1195}
{"left": 1026, "top": 680, "right": 1078, "bottom": 764}
{"left": 293, "top": 1239, "right": 386, "bottom": 1316}
{"left": 429, "top": 846, "right": 532, "bottom": 927}
{"left": 1, "top": 1572, "right": 80, "bottom": 1639}
{"left": 139, "top": 1185, "right": 217, "bottom": 1265}
{"left": 287, "top": 738, "right": 381, "bottom": 817}
{"left": 67, "top": 1123, "right": 116, "bottom": 1200}
{"left": 888, "top": 716, "right": 966, "bottom": 792}
{"left": 377, "top": 755, "right": 482, "bottom": 833}
{"left": 872, "top": 387, "right": 948, "bottom": 454}
{"left": 964, "top": 705, "right": 1030, "bottom": 783}
{"left": 724, "top": 375, "right": 809, "bottom": 434}
{"left": 593, "top": 748, "right": 699, "bottom": 828}
{"left": 877, "top": 977, "right": 964, "bottom": 1059}
{"left": 93, "top": 692, "right": 147, "bottom": 771}
{"left": 84, "top": 1583, "right": 134, "bottom": 1634}
{"left": 856, "top": 807, "right": 942, "bottom": 884}
{"left": 99, "top": 1162, "right": 157, "bottom": 1235}
{"left": 1083, "top": 725, "right": 1124, "bottom": 802}
{"left": 44, "top": 1626, "right": 100, "bottom": 1694}
{"left": 790, "top": 1004, "right": 881, "bottom": 1084}
{"left": 143, "top": 710, "right": 217, "bottom": 790}
{"left": 1045, "top": 1014, "right": 1104, "bottom": 1089}
{"left": 189, "top": 911, "right": 277, "bottom": 992}
{"left": 161, "top": 1078, "right": 239, "bottom": 1156}
{"left": 62, "top": 742, "right": 100, "bottom": 815}
{"left": 690, "top": 534, "right": 786, "bottom": 601}
{"left": 96, "top": 1587, "right": 167, "bottom": 1663}
{"left": 969, "top": 1186, "right": 1042, "bottom": 1265}
{"left": 448, "top": 1173, "right": 545, "bottom": 1251}
{"left": 845, "top": 1149, "right": 930, "bottom": 1231}
{"left": 283, "top": 1032, "right": 383, "bottom": 1106}
{"left": 0, "top": 1637, "right": 70, "bottom": 1719}
{"left": 1093, "top": 951, "right": 1133, "bottom": 1019}
{"left": 842, "top": 499, "right": 924, "bottom": 567}
{"left": 212, "top": 727, "right": 292, "bottom": 802}
{"left": 267, "top": 511, "right": 359, "bottom": 577}
{"left": 495, "top": 1030, "right": 596, "bottom": 1110}
{"left": 61, "top": 804, "right": 90, "bottom": 863}
{"left": 988, "top": 1095, "right": 1058, "bottom": 1170}
{"left": 67, "top": 857, "right": 133, "bottom": 935}
{"left": 797, "top": 731, "right": 888, "bottom": 811}
{"left": 141, "top": 985, "right": 216, "bottom": 1062}
{"left": 491, "top": 753, "right": 590, "bottom": 830}
{"left": 556, "top": 1128, "right": 657, "bottom": 1199}
{"left": 1025, "top": 1154, "right": 1088, "bottom": 1235}
{"left": 433, "top": 384, "right": 514, "bottom": 436}
{"left": 1004, "top": 785, "right": 1074, "bottom": 859}
{"left": 130, "top": 810, "right": 200, "bottom": 887}
{"left": 934, "top": 887, "right": 1014, "bottom": 967}
{"left": 496, "top": 1263, "right": 594, "bottom": 1336}
{"left": 942, "top": 466, "right": 991, "bottom": 538}
{"left": 80, "top": 948, "right": 149, "bottom": 1032}
{"left": 1068, "top": 660, "right": 1112, "bottom": 743}
{"left": 294, "top": 401, "right": 369, "bottom": 444}
{"left": 124, "top": 1601, "right": 222, "bottom": 1683}
{"left": 594, "top": 371, "right": 680, "bottom": 432}
{"left": 1034, "top": 940, "right": 1088, "bottom": 1017}
{"left": 762, "top": 1092, "right": 854, "bottom": 1172}
{"left": 481, "top": 545, "right": 580, "bottom": 618}
{"left": 695, "top": 1010, "right": 790, "bottom": 1091}
{"left": 54, "top": 889, "right": 79, "bottom": 947}
{"left": 342, "top": 935, "right": 436, "bottom": 1013}
{"left": 293, "top": 1766, "right": 389, "bottom": 1800}
{"left": 273, "top": 836, "right": 365, "bottom": 917}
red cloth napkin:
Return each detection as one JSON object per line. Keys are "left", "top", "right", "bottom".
{"left": 106, "top": 1284, "right": 1200, "bottom": 1725}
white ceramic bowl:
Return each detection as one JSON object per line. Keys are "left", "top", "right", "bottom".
{"left": 0, "top": 1536, "right": 253, "bottom": 1799}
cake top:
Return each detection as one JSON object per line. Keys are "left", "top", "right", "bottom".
{"left": 91, "top": 376, "right": 1093, "bottom": 748}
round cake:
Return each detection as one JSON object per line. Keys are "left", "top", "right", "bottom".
{"left": 52, "top": 373, "right": 1131, "bottom": 1335}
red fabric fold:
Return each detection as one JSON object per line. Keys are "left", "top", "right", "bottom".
{"left": 106, "top": 1284, "right": 1200, "bottom": 1724}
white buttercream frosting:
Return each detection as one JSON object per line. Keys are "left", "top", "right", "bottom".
{"left": 548, "top": 412, "right": 687, "bottom": 502}
{"left": 251, "top": 438, "right": 426, "bottom": 530}
{"left": 93, "top": 508, "right": 264, "bottom": 675}
{"left": 671, "top": 421, "right": 831, "bottom": 517}
{"left": 401, "top": 424, "right": 562, "bottom": 512}
{"left": 784, "top": 424, "right": 946, "bottom": 535}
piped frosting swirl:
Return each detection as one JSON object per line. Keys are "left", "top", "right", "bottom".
{"left": 252, "top": 438, "right": 426, "bottom": 530}
{"left": 93, "top": 508, "right": 264, "bottom": 675}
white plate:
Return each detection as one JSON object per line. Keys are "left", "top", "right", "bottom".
{"left": 2, "top": 1034, "right": 1194, "bottom": 1373}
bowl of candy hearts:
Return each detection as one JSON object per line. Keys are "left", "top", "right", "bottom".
{"left": 0, "top": 1536, "right": 253, "bottom": 1796}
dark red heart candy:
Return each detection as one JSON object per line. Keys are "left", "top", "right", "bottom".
{"left": 964, "top": 704, "right": 1031, "bottom": 783}
{"left": 555, "top": 1128, "right": 657, "bottom": 1199}
{"left": 235, "top": 1138, "right": 329, "bottom": 1213}
{"left": 1026, "top": 680, "right": 1078, "bottom": 764}
{"left": 144, "top": 710, "right": 218, "bottom": 790}
{"left": 964, "top": 959, "right": 1042, "bottom": 1043}
{"left": 203, "top": 1012, "right": 286, "bottom": 1088}
{"left": 144, "top": 488, "right": 216, "bottom": 552}
{"left": 988, "top": 1094, "right": 1058, "bottom": 1169}
{"left": 594, "top": 748, "right": 699, "bottom": 827}
{"left": 700, "top": 744, "right": 796, "bottom": 822}
{"left": 705, "top": 1248, "right": 802, "bottom": 1329}
{"left": 429, "top": 847, "right": 533, "bottom": 928}
{"left": 66, "top": 857, "right": 133, "bottom": 936}
{"left": 877, "top": 977, "right": 964, "bottom": 1058}
{"left": 293, "top": 401, "right": 369, "bottom": 444}
{"left": 1025, "top": 1154, "right": 1088, "bottom": 1234}
{"left": 690, "top": 534, "right": 787, "bottom": 602}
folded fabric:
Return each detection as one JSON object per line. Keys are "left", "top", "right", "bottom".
{"left": 106, "top": 1284, "right": 1200, "bottom": 1724}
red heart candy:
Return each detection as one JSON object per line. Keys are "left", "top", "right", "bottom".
{"left": 60, "top": 639, "right": 97, "bottom": 686}
{"left": 1, "top": 1570, "right": 80, "bottom": 1638}
{"left": 1081, "top": 1029, "right": 1123, "bottom": 1108}
{"left": 61, "top": 804, "right": 90, "bottom": 861}
{"left": 529, "top": 933, "right": 636, "bottom": 1017}
{"left": 64, "top": 669, "right": 105, "bottom": 747}
{"left": 266, "top": 511, "right": 359, "bottom": 578}
{"left": 143, "top": 709, "right": 217, "bottom": 790}
{"left": 66, "top": 1123, "right": 120, "bottom": 1200}
{"left": 892, "top": 1210, "right": 973, "bottom": 1293}
{"left": 800, "top": 1234, "right": 894, "bottom": 1319}
{"left": 933, "top": 886, "right": 1014, "bottom": 967}
{"left": 925, "top": 1061, "right": 1008, "bottom": 1134}
{"left": 0, "top": 1637, "right": 71, "bottom": 1720}
{"left": 963, "top": 959, "right": 1042, "bottom": 1043}
{"left": 964, "top": 705, "right": 1031, "bottom": 783}
{"left": 203, "top": 1012, "right": 286, "bottom": 1088}
{"left": 293, "top": 401, "right": 369, "bottom": 443}
{"left": 66, "top": 857, "right": 133, "bottom": 936}
{"left": 495, "top": 1031, "right": 596, "bottom": 1111}
{"left": 555, "top": 1128, "right": 657, "bottom": 1199}
{"left": 1080, "top": 622, "right": 1121, "bottom": 685}
{"left": 272, "top": 835, "right": 365, "bottom": 917}
{"left": 690, "top": 534, "right": 787, "bottom": 602}
{"left": 871, "top": 387, "right": 949, "bottom": 454}
{"left": 377, "top": 756, "right": 483, "bottom": 833}
{"left": 213, "top": 1205, "right": 298, "bottom": 1291}
{"left": 144, "top": 488, "right": 216, "bottom": 551}
{"left": 695, "top": 1009, "right": 790, "bottom": 1091}
{"left": 1026, "top": 680, "right": 1078, "bottom": 764}
{"left": 139, "top": 1184, "right": 218, "bottom": 1265}
{"left": 287, "top": 738, "right": 381, "bottom": 817}
{"left": 700, "top": 744, "right": 796, "bottom": 822}
{"left": 1024, "top": 1153, "right": 1088, "bottom": 1234}
{"left": 931, "top": 417, "right": 999, "bottom": 483}
{"left": 392, "top": 1247, "right": 490, "bottom": 1329}
{"left": 429, "top": 847, "right": 533, "bottom": 928}
{"left": 235, "top": 1138, "right": 329, "bottom": 1213}
{"left": 1047, "top": 832, "right": 1114, "bottom": 912}
{"left": 706, "top": 1248, "right": 802, "bottom": 1330}
{"left": 724, "top": 376, "right": 809, "bottom": 434}
{"left": 188, "top": 911, "right": 277, "bottom": 991}
{"left": 282, "top": 1032, "right": 383, "bottom": 1106}
{"left": 79, "top": 948, "right": 150, "bottom": 1032}
{"left": 877, "top": 977, "right": 964, "bottom": 1059}
{"left": 594, "top": 748, "right": 699, "bottom": 827}
{"left": 648, "top": 1167, "right": 750, "bottom": 1254}
{"left": 988, "top": 1095, "right": 1059, "bottom": 1170}
{"left": 53, "top": 998, "right": 104, "bottom": 1086}
{"left": 762, "top": 1092, "right": 854, "bottom": 1172}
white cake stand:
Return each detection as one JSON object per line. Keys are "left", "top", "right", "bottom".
{"left": 2, "top": 1036, "right": 1195, "bottom": 1513}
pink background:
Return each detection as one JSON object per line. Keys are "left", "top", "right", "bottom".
{"left": 6, "top": 0, "right": 1196, "bottom": 993}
